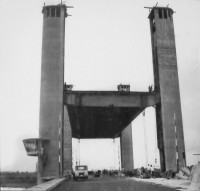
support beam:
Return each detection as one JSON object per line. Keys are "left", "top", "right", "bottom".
{"left": 120, "top": 124, "right": 134, "bottom": 170}
{"left": 65, "top": 91, "right": 160, "bottom": 108}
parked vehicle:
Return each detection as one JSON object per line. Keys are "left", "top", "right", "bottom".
{"left": 94, "top": 170, "right": 101, "bottom": 177}
{"left": 73, "top": 165, "right": 88, "bottom": 180}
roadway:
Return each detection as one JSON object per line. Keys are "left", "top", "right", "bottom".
{"left": 53, "top": 176, "right": 178, "bottom": 191}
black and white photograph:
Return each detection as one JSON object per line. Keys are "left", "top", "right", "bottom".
{"left": 1, "top": 0, "right": 200, "bottom": 190}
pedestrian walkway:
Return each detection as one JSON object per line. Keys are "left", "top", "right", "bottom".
{"left": 132, "top": 177, "right": 191, "bottom": 190}
{"left": 24, "top": 178, "right": 65, "bottom": 191}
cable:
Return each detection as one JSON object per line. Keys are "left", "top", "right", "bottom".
{"left": 143, "top": 110, "right": 148, "bottom": 168}
{"left": 78, "top": 139, "right": 80, "bottom": 165}
{"left": 113, "top": 139, "right": 115, "bottom": 170}
{"left": 154, "top": 112, "right": 157, "bottom": 166}
{"left": 75, "top": 140, "right": 78, "bottom": 166}
{"left": 118, "top": 143, "right": 121, "bottom": 170}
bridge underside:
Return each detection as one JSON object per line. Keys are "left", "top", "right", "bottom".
{"left": 67, "top": 105, "right": 142, "bottom": 138}
{"left": 64, "top": 91, "right": 160, "bottom": 139}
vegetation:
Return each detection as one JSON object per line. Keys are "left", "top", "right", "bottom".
{"left": 0, "top": 171, "right": 37, "bottom": 188}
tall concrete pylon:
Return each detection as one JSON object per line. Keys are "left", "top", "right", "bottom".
{"left": 148, "top": 7, "right": 186, "bottom": 171}
{"left": 38, "top": 4, "right": 67, "bottom": 182}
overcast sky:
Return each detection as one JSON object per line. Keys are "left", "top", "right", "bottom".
{"left": 0, "top": 0, "right": 200, "bottom": 171}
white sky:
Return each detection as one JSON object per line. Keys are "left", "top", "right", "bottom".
{"left": 0, "top": 0, "right": 200, "bottom": 172}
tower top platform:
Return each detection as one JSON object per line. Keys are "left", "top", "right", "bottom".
{"left": 42, "top": 4, "right": 67, "bottom": 12}
{"left": 147, "top": 6, "right": 174, "bottom": 19}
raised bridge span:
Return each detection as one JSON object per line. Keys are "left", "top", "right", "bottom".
{"left": 23, "top": 4, "right": 186, "bottom": 184}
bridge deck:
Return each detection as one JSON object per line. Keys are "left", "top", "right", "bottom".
{"left": 53, "top": 177, "right": 176, "bottom": 191}
{"left": 64, "top": 91, "right": 160, "bottom": 138}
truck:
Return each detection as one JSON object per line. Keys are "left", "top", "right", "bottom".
{"left": 73, "top": 165, "right": 88, "bottom": 180}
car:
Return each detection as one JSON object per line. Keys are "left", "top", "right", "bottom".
{"left": 73, "top": 165, "right": 88, "bottom": 180}
{"left": 94, "top": 170, "right": 101, "bottom": 177}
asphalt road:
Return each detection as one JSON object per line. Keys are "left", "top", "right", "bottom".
{"left": 53, "top": 177, "right": 178, "bottom": 191}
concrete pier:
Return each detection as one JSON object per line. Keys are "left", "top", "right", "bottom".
{"left": 63, "top": 106, "right": 72, "bottom": 176}
{"left": 120, "top": 124, "right": 134, "bottom": 170}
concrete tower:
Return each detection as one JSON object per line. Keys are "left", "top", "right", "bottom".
{"left": 148, "top": 7, "right": 186, "bottom": 171}
{"left": 39, "top": 4, "right": 67, "bottom": 181}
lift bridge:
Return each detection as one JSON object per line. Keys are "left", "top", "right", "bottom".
{"left": 23, "top": 4, "right": 186, "bottom": 183}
